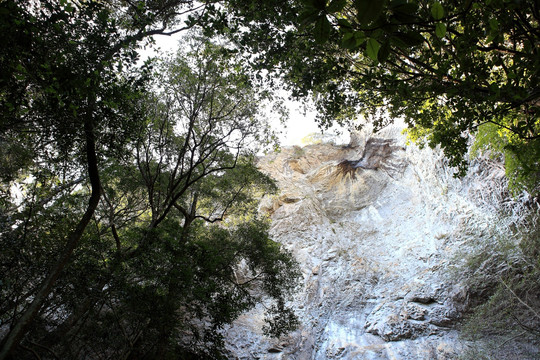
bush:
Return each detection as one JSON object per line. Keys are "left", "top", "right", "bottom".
{"left": 459, "top": 212, "right": 540, "bottom": 358}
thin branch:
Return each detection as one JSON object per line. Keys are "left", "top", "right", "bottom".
{"left": 501, "top": 277, "right": 540, "bottom": 321}
{"left": 19, "top": 344, "right": 40, "bottom": 360}
{"left": 27, "top": 341, "right": 60, "bottom": 360}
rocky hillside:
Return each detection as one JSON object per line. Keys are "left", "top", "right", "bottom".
{"left": 224, "top": 128, "right": 537, "bottom": 359}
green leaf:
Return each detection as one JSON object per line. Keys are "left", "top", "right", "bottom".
{"left": 431, "top": 2, "right": 444, "bottom": 20}
{"left": 391, "top": 1, "right": 418, "bottom": 15}
{"left": 299, "top": 0, "right": 313, "bottom": 10}
{"left": 372, "top": 28, "right": 383, "bottom": 39}
{"left": 337, "top": 18, "right": 352, "bottom": 28}
{"left": 302, "top": 0, "right": 325, "bottom": 10}
{"left": 390, "top": 11, "right": 418, "bottom": 23}
{"left": 354, "top": 30, "right": 366, "bottom": 39}
{"left": 486, "top": 31, "right": 498, "bottom": 43}
{"left": 327, "top": 0, "right": 347, "bottom": 13}
{"left": 341, "top": 32, "right": 357, "bottom": 48}
{"left": 64, "top": 2, "right": 75, "bottom": 13}
{"left": 299, "top": 9, "right": 320, "bottom": 25}
{"left": 366, "top": 38, "right": 381, "bottom": 61}
{"left": 393, "top": 31, "right": 425, "bottom": 47}
{"left": 314, "top": 16, "right": 331, "bottom": 44}
{"left": 378, "top": 41, "right": 391, "bottom": 62}
{"left": 355, "top": 0, "right": 385, "bottom": 26}
{"left": 435, "top": 22, "right": 446, "bottom": 38}
{"left": 313, "top": 0, "right": 327, "bottom": 10}
{"left": 489, "top": 18, "right": 499, "bottom": 31}
{"left": 341, "top": 31, "right": 366, "bottom": 49}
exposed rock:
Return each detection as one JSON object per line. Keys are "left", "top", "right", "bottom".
{"left": 267, "top": 345, "right": 283, "bottom": 353}
{"left": 224, "top": 128, "right": 535, "bottom": 359}
{"left": 352, "top": 138, "right": 406, "bottom": 172}
{"left": 404, "top": 303, "right": 427, "bottom": 321}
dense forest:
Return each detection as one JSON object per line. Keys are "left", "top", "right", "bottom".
{"left": 0, "top": 0, "right": 538, "bottom": 359}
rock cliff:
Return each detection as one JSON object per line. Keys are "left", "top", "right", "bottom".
{"left": 224, "top": 127, "right": 533, "bottom": 359}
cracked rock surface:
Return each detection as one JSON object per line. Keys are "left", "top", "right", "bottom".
{"left": 223, "top": 129, "right": 508, "bottom": 359}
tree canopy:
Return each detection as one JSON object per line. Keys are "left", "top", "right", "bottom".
{"left": 0, "top": 1, "right": 298, "bottom": 358}
{"left": 215, "top": 0, "right": 539, "bottom": 190}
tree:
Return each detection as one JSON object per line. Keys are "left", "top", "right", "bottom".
{"left": 214, "top": 0, "right": 539, "bottom": 190}
{"left": 101, "top": 40, "right": 299, "bottom": 357}
{"left": 0, "top": 2, "right": 142, "bottom": 356}
{"left": 0, "top": 1, "right": 298, "bottom": 358}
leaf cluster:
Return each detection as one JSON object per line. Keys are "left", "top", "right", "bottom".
{"left": 218, "top": 0, "right": 540, "bottom": 189}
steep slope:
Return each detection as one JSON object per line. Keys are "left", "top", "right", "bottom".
{"left": 224, "top": 128, "right": 534, "bottom": 359}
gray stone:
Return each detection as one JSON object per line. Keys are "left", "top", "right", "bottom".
{"left": 225, "top": 128, "right": 516, "bottom": 359}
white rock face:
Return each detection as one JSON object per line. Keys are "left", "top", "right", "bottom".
{"left": 224, "top": 128, "right": 507, "bottom": 359}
